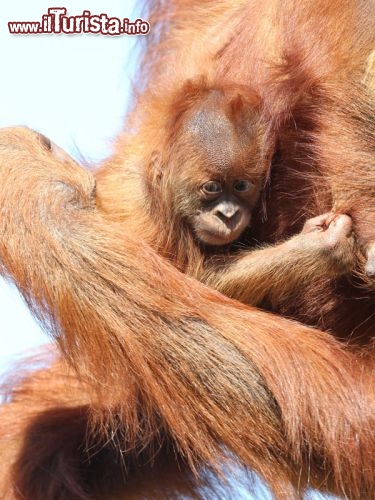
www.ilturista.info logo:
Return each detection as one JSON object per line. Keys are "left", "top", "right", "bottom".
{"left": 8, "top": 7, "right": 150, "bottom": 36}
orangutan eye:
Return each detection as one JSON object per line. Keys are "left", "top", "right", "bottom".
{"left": 202, "top": 181, "right": 223, "bottom": 195}
{"left": 234, "top": 180, "right": 253, "bottom": 192}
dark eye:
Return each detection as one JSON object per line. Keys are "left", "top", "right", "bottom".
{"left": 234, "top": 180, "right": 253, "bottom": 192}
{"left": 202, "top": 181, "right": 222, "bottom": 195}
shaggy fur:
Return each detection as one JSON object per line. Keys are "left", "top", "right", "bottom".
{"left": 1, "top": 1, "right": 375, "bottom": 498}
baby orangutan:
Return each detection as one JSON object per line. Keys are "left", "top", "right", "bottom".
{"left": 141, "top": 80, "right": 355, "bottom": 306}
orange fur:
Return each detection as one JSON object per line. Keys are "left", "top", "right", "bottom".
{"left": 1, "top": 0, "right": 375, "bottom": 498}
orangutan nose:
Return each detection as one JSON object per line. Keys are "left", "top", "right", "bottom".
{"left": 215, "top": 202, "right": 240, "bottom": 222}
